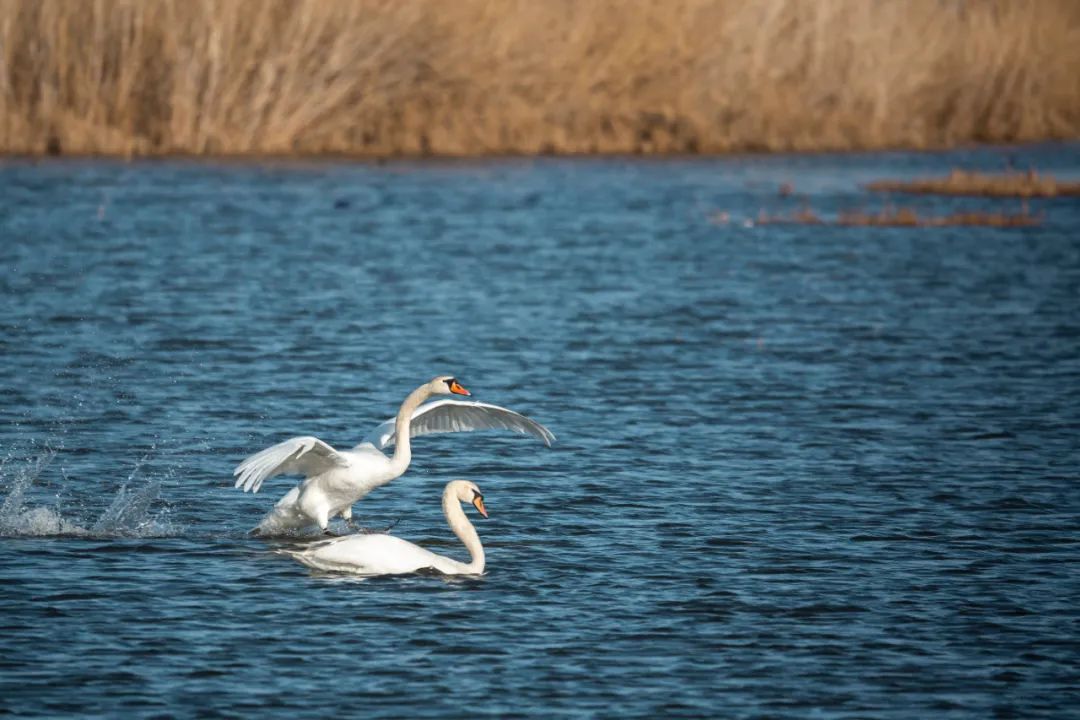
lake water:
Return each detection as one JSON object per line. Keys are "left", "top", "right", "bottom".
{"left": 1, "top": 146, "right": 1078, "bottom": 718}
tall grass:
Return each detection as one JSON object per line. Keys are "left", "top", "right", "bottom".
{"left": 1, "top": 0, "right": 1078, "bottom": 157}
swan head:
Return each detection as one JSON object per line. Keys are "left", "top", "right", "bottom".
{"left": 449, "top": 480, "right": 487, "bottom": 518}
{"left": 430, "top": 375, "right": 471, "bottom": 397}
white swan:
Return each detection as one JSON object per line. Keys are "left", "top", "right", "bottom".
{"left": 233, "top": 376, "right": 553, "bottom": 534}
{"left": 285, "top": 480, "right": 488, "bottom": 576}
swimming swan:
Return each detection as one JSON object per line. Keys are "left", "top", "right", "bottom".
{"left": 285, "top": 480, "right": 488, "bottom": 576}
{"left": 234, "top": 376, "right": 553, "bottom": 534}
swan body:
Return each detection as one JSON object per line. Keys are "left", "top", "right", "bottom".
{"left": 233, "top": 376, "right": 553, "bottom": 534}
{"left": 286, "top": 480, "right": 488, "bottom": 576}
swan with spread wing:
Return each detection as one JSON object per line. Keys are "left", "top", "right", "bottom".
{"left": 233, "top": 376, "right": 553, "bottom": 534}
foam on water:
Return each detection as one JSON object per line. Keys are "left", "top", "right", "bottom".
{"left": 0, "top": 447, "right": 177, "bottom": 538}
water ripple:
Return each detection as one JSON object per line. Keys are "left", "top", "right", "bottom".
{"left": 1, "top": 150, "right": 1079, "bottom": 718}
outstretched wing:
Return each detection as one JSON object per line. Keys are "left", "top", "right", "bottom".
{"left": 361, "top": 400, "right": 556, "bottom": 451}
{"left": 233, "top": 436, "right": 349, "bottom": 493}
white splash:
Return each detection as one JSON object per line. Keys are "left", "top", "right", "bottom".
{"left": 89, "top": 480, "right": 169, "bottom": 536}
{"left": 0, "top": 447, "right": 177, "bottom": 538}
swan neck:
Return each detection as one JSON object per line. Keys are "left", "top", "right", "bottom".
{"left": 388, "top": 385, "right": 431, "bottom": 475}
{"left": 443, "top": 488, "right": 485, "bottom": 574}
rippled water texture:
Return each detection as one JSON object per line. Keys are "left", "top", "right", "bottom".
{"left": 2, "top": 147, "right": 1079, "bottom": 718}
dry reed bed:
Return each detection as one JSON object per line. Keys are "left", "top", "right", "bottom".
{"left": 866, "top": 170, "right": 1080, "bottom": 197}
{"left": 2, "top": 0, "right": 1080, "bottom": 157}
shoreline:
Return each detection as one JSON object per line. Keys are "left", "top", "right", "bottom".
{"left": 2, "top": 140, "right": 1078, "bottom": 166}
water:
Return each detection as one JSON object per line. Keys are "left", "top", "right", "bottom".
{"left": 1, "top": 146, "right": 1079, "bottom": 718}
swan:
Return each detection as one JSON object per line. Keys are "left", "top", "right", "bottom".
{"left": 233, "top": 376, "right": 553, "bottom": 534}
{"left": 285, "top": 480, "right": 488, "bottom": 576}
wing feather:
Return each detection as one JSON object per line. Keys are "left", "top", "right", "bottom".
{"left": 232, "top": 436, "right": 349, "bottom": 493}
{"left": 361, "top": 400, "right": 555, "bottom": 450}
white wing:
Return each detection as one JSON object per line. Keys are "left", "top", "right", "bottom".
{"left": 361, "top": 400, "right": 556, "bottom": 451}
{"left": 233, "top": 436, "right": 350, "bottom": 493}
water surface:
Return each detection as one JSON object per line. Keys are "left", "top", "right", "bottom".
{"left": 1, "top": 146, "right": 1079, "bottom": 718}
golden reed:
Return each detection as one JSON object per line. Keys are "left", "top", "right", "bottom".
{"left": 2, "top": 0, "right": 1078, "bottom": 157}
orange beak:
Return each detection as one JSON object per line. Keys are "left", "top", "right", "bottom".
{"left": 450, "top": 380, "right": 471, "bottom": 396}
{"left": 472, "top": 496, "right": 488, "bottom": 518}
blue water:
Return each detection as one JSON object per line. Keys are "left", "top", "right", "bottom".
{"left": 1, "top": 146, "right": 1079, "bottom": 718}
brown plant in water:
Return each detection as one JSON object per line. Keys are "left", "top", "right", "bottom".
{"left": 837, "top": 207, "right": 1040, "bottom": 227}
{"left": 747, "top": 205, "right": 1041, "bottom": 228}
{"left": 866, "top": 170, "right": 1080, "bottom": 198}
{"left": 2, "top": 0, "right": 1079, "bottom": 157}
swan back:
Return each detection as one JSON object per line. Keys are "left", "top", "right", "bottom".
{"left": 290, "top": 534, "right": 464, "bottom": 575}
{"left": 287, "top": 480, "right": 488, "bottom": 577}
